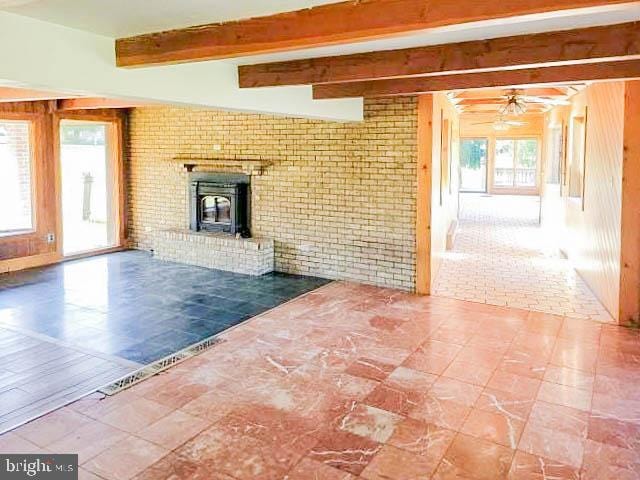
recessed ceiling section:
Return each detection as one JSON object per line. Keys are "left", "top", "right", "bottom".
{"left": 448, "top": 86, "right": 581, "bottom": 116}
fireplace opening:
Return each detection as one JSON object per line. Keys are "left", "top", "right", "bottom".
{"left": 202, "top": 195, "right": 231, "bottom": 225}
{"left": 190, "top": 173, "right": 250, "bottom": 237}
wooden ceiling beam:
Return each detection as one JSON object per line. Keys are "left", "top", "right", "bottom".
{"left": 312, "top": 59, "right": 640, "bottom": 98}
{"left": 116, "top": 0, "right": 634, "bottom": 67}
{"left": 240, "top": 21, "right": 640, "bottom": 87}
{"left": 56, "top": 98, "right": 148, "bottom": 110}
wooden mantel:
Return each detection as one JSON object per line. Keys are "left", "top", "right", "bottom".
{"left": 173, "top": 158, "right": 272, "bottom": 176}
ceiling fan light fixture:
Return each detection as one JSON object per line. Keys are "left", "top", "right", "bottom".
{"left": 500, "top": 100, "right": 527, "bottom": 116}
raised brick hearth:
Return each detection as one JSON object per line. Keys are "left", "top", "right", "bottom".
{"left": 153, "top": 229, "right": 274, "bottom": 275}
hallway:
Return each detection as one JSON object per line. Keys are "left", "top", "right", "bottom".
{"left": 432, "top": 194, "right": 613, "bottom": 323}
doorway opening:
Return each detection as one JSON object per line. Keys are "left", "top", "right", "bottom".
{"left": 432, "top": 85, "right": 615, "bottom": 323}
{"left": 60, "top": 120, "right": 118, "bottom": 256}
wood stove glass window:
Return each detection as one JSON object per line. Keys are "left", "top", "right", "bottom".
{"left": 201, "top": 195, "right": 231, "bottom": 225}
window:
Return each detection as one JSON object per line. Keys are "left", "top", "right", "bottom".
{"left": 0, "top": 120, "right": 33, "bottom": 234}
{"left": 440, "top": 118, "right": 450, "bottom": 204}
{"left": 546, "top": 127, "right": 563, "bottom": 185}
{"left": 494, "top": 138, "right": 539, "bottom": 188}
{"left": 569, "top": 116, "right": 586, "bottom": 200}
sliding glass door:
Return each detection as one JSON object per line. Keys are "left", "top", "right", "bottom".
{"left": 60, "top": 121, "right": 117, "bottom": 256}
{"left": 494, "top": 138, "right": 539, "bottom": 189}
{"left": 460, "top": 138, "right": 488, "bottom": 192}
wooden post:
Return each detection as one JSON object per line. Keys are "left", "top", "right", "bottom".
{"left": 620, "top": 81, "right": 640, "bottom": 326}
{"left": 416, "top": 94, "right": 433, "bottom": 295}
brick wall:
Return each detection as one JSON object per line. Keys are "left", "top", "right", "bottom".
{"left": 127, "top": 97, "right": 418, "bottom": 290}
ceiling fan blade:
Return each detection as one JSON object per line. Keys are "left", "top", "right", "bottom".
{"left": 521, "top": 96, "right": 570, "bottom": 105}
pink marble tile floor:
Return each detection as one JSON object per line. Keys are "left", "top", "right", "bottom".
{"left": 1, "top": 281, "right": 639, "bottom": 479}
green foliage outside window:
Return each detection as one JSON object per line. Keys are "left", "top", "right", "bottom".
{"left": 516, "top": 139, "right": 538, "bottom": 168}
{"left": 61, "top": 125, "right": 105, "bottom": 145}
{"left": 461, "top": 139, "right": 487, "bottom": 170}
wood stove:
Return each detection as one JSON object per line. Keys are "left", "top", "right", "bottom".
{"left": 189, "top": 173, "right": 250, "bottom": 237}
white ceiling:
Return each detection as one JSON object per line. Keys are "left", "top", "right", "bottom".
{"left": 0, "top": 9, "right": 363, "bottom": 121}
{"left": 234, "top": 3, "right": 640, "bottom": 65}
{"left": 2, "top": 0, "right": 639, "bottom": 68}
{"left": 1, "top": 1, "right": 639, "bottom": 122}
{"left": 0, "top": 0, "right": 342, "bottom": 37}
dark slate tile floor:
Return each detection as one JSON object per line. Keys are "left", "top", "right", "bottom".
{"left": 0, "top": 250, "right": 330, "bottom": 365}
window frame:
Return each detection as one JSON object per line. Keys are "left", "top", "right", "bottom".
{"left": 493, "top": 135, "right": 541, "bottom": 190}
{"left": 55, "top": 113, "right": 126, "bottom": 258}
{"left": 568, "top": 111, "right": 589, "bottom": 210}
{"left": 0, "top": 116, "right": 37, "bottom": 238}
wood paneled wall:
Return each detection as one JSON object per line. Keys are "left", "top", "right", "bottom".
{"left": 0, "top": 101, "right": 58, "bottom": 271}
{"left": 543, "top": 82, "right": 628, "bottom": 322}
{"left": 540, "top": 105, "right": 570, "bottom": 233}
{"left": 0, "top": 102, "right": 127, "bottom": 273}
{"left": 416, "top": 95, "right": 433, "bottom": 294}
{"left": 416, "top": 93, "right": 460, "bottom": 294}
{"left": 621, "top": 81, "right": 640, "bottom": 326}
{"left": 571, "top": 83, "right": 624, "bottom": 321}
{"left": 430, "top": 93, "right": 460, "bottom": 284}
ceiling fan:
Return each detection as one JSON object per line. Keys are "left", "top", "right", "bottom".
{"left": 471, "top": 116, "right": 527, "bottom": 131}
{"left": 499, "top": 89, "right": 570, "bottom": 115}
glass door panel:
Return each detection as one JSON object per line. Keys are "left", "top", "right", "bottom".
{"left": 60, "top": 121, "right": 117, "bottom": 256}
{"left": 460, "top": 138, "right": 488, "bottom": 192}
{"left": 494, "top": 139, "right": 515, "bottom": 187}
{"left": 494, "top": 138, "right": 539, "bottom": 189}
{"left": 515, "top": 139, "right": 538, "bottom": 187}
